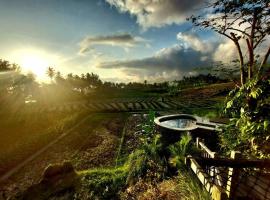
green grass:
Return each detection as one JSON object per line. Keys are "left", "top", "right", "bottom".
{"left": 115, "top": 121, "right": 127, "bottom": 166}
{"left": 77, "top": 164, "right": 129, "bottom": 199}
{"left": 173, "top": 170, "right": 211, "bottom": 200}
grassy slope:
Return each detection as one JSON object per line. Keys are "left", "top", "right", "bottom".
{"left": 1, "top": 82, "right": 233, "bottom": 199}
{"left": 0, "top": 109, "right": 89, "bottom": 176}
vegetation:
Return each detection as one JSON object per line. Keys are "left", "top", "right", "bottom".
{"left": 169, "top": 133, "right": 196, "bottom": 169}
{"left": 0, "top": 12, "right": 269, "bottom": 195}
{"left": 189, "top": 0, "right": 270, "bottom": 86}
{"left": 70, "top": 112, "right": 209, "bottom": 200}
{"left": 188, "top": 0, "right": 270, "bottom": 159}
{"left": 168, "top": 133, "right": 210, "bottom": 200}
{"left": 221, "top": 70, "right": 270, "bottom": 158}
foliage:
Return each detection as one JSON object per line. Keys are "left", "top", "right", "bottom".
{"left": 168, "top": 74, "right": 227, "bottom": 93}
{"left": 46, "top": 66, "right": 55, "bottom": 81}
{"left": 168, "top": 134, "right": 210, "bottom": 200}
{"left": 127, "top": 111, "right": 167, "bottom": 183}
{"left": 77, "top": 167, "right": 127, "bottom": 199}
{"left": 188, "top": 0, "right": 270, "bottom": 85}
{"left": 174, "top": 171, "right": 211, "bottom": 200}
{"left": 169, "top": 133, "right": 197, "bottom": 169}
{"left": 141, "top": 110, "right": 156, "bottom": 140}
{"left": 76, "top": 111, "right": 167, "bottom": 199}
{"left": 126, "top": 135, "right": 166, "bottom": 184}
{"left": 221, "top": 71, "right": 270, "bottom": 157}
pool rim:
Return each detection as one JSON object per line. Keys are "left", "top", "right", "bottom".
{"left": 154, "top": 114, "right": 200, "bottom": 131}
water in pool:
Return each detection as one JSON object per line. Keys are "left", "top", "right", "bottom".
{"left": 160, "top": 118, "right": 196, "bottom": 129}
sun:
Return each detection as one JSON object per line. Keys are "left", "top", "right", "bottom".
{"left": 21, "top": 54, "right": 48, "bottom": 79}
{"left": 10, "top": 48, "right": 60, "bottom": 82}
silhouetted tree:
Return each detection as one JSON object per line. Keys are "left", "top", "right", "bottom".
{"left": 55, "top": 71, "right": 65, "bottom": 85}
{"left": 188, "top": 0, "right": 270, "bottom": 86}
{"left": 46, "top": 67, "right": 55, "bottom": 82}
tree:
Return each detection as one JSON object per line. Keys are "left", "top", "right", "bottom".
{"left": 144, "top": 80, "right": 147, "bottom": 85}
{"left": 55, "top": 71, "right": 65, "bottom": 85}
{"left": 46, "top": 67, "right": 55, "bottom": 82}
{"left": 85, "top": 72, "right": 102, "bottom": 88}
{"left": 188, "top": 0, "right": 270, "bottom": 86}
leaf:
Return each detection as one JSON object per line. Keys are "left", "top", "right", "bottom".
{"left": 264, "top": 120, "right": 269, "bottom": 131}
{"left": 226, "top": 100, "right": 234, "bottom": 108}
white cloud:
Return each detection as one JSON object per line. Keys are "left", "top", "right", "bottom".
{"left": 213, "top": 40, "right": 238, "bottom": 63}
{"left": 177, "top": 32, "right": 214, "bottom": 52}
{"left": 106, "top": 0, "right": 204, "bottom": 29}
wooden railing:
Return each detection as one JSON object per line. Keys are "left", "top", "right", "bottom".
{"left": 196, "top": 138, "right": 217, "bottom": 158}
{"left": 196, "top": 138, "right": 223, "bottom": 187}
{"left": 187, "top": 138, "right": 270, "bottom": 200}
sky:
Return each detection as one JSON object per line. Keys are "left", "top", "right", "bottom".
{"left": 0, "top": 0, "right": 248, "bottom": 83}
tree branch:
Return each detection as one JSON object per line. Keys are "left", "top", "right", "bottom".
{"left": 226, "top": 27, "right": 251, "bottom": 38}
{"left": 253, "top": 34, "right": 266, "bottom": 49}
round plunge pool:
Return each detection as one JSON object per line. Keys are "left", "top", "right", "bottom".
{"left": 154, "top": 114, "right": 221, "bottom": 149}
{"left": 154, "top": 114, "right": 199, "bottom": 147}
{"left": 155, "top": 114, "right": 198, "bottom": 131}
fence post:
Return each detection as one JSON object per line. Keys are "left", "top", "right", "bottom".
{"left": 212, "top": 185, "right": 228, "bottom": 200}
{"left": 184, "top": 155, "right": 191, "bottom": 167}
{"left": 226, "top": 151, "right": 241, "bottom": 199}
{"left": 196, "top": 137, "right": 200, "bottom": 148}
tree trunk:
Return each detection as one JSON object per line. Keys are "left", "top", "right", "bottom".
{"left": 246, "top": 39, "right": 254, "bottom": 80}
{"left": 231, "top": 33, "right": 245, "bottom": 86}
{"left": 247, "top": 11, "right": 257, "bottom": 80}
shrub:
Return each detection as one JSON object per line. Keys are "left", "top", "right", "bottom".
{"left": 169, "top": 133, "right": 197, "bottom": 169}
{"left": 222, "top": 73, "right": 270, "bottom": 158}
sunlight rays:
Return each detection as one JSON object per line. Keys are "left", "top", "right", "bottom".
{"left": 9, "top": 48, "right": 60, "bottom": 82}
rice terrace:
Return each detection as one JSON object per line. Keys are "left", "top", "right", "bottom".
{"left": 0, "top": 0, "right": 269, "bottom": 200}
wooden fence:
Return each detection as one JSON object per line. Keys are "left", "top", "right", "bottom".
{"left": 186, "top": 137, "right": 270, "bottom": 200}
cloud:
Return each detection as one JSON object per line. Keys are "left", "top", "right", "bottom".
{"left": 97, "top": 44, "right": 212, "bottom": 81}
{"left": 213, "top": 40, "right": 238, "bottom": 63}
{"left": 79, "top": 33, "right": 148, "bottom": 54}
{"left": 106, "top": 0, "right": 204, "bottom": 29}
{"left": 177, "top": 32, "right": 214, "bottom": 52}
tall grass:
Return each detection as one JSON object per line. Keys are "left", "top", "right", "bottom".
{"left": 174, "top": 170, "right": 211, "bottom": 200}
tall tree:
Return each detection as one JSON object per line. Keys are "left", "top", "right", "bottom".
{"left": 188, "top": 0, "right": 270, "bottom": 86}
{"left": 55, "top": 71, "right": 65, "bottom": 85}
{"left": 46, "top": 67, "right": 55, "bottom": 82}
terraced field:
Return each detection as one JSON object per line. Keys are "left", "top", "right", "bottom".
{"left": 34, "top": 97, "right": 218, "bottom": 114}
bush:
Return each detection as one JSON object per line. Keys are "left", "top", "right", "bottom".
{"left": 169, "top": 133, "right": 198, "bottom": 169}
{"left": 222, "top": 73, "right": 270, "bottom": 158}
{"left": 77, "top": 167, "right": 127, "bottom": 199}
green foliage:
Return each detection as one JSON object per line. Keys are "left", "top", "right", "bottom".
{"left": 141, "top": 110, "right": 156, "bottom": 138}
{"left": 78, "top": 167, "right": 127, "bottom": 199}
{"left": 77, "top": 111, "right": 167, "bottom": 199}
{"left": 168, "top": 134, "right": 210, "bottom": 199}
{"left": 126, "top": 135, "right": 166, "bottom": 183}
{"left": 175, "top": 171, "right": 211, "bottom": 200}
{"left": 222, "top": 74, "right": 270, "bottom": 157}
{"left": 169, "top": 133, "right": 196, "bottom": 169}
{"left": 127, "top": 111, "right": 167, "bottom": 183}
